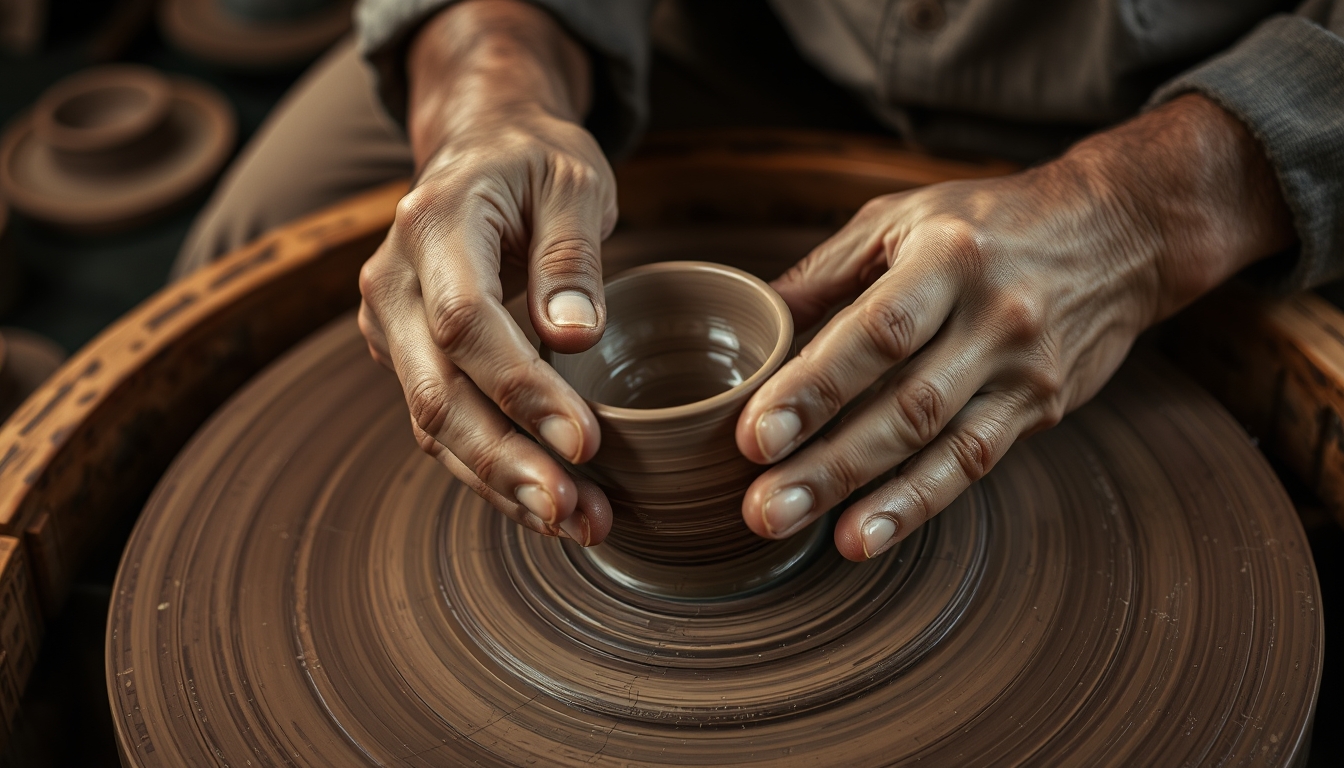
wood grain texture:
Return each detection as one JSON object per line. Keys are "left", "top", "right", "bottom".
{"left": 0, "top": 534, "right": 38, "bottom": 751}
{"left": 1169, "top": 283, "right": 1344, "bottom": 529}
{"left": 0, "top": 178, "right": 407, "bottom": 616}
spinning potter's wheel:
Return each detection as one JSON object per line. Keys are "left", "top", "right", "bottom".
{"left": 107, "top": 232, "right": 1321, "bottom": 767}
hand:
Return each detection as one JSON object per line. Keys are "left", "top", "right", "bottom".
{"left": 736, "top": 94, "right": 1295, "bottom": 561}
{"left": 357, "top": 0, "right": 614, "bottom": 545}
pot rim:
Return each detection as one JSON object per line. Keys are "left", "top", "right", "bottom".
{"left": 571, "top": 260, "right": 793, "bottom": 424}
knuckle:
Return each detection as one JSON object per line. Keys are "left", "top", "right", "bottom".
{"left": 411, "top": 423, "right": 440, "bottom": 457}
{"left": 467, "top": 440, "right": 504, "bottom": 485}
{"left": 856, "top": 193, "right": 898, "bottom": 220}
{"left": 394, "top": 187, "right": 437, "bottom": 232}
{"left": 890, "top": 379, "right": 946, "bottom": 446}
{"left": 796, "top": 351, "right": 849, "bottom": 417}
{"left": 993, "top": 291, "right": 1047, "bottom": 342}
{"left": 947, "top": 427, "right": 999, "bottom": 483}
{"left": 428, "top": 294, "right": 485, "bottom": 352}
{"left": 856, "top": 300, "right": 918, "bottom": 362}
{"left": 491, "top": 361, "right": 538, "bottom": 416}
{"left": 937, "top": 218, "right": 982, "bottom": 260}
{"left": 550, "top": 153, "right": 607, "bottom": 195}
{"left": 1020, "top": 350, "right": 1064, "bottom": 402}
{"left": 356, "top": 301, "right": 379, "bottom": 339}
{"left": 1036, "top": 402, "right": 1066, "bottom": 431}
{"left": 537, "top": 237, "right": 602, "bottom": 278}
{"left": 407, "top": 380, "right": 451, "bottom": 439}
{"left": 920, "top": 217, "right": 986, "bottom": 280}
{"left": 904, "top": 479, "right": 939, "bottom": 528}
{"left": 820, "top": 441, "right": 870, "bottom": 500}
{"left": 357, "top": 259, "right": 381, "bottom": 301}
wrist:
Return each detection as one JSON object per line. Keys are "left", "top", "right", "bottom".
{"left": 407, "top": 0, "right": 591, "bottom": 168}
{"left": 1060, "top": 93, "right": 1294, "bottom": 322}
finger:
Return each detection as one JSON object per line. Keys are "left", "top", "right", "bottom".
{"left": 769, "top": 197, "right": 911, "bottom": 328}
{"left": 738, "top": 240, "right": 962, "bottom": 465}
{"left": 380, "top": 284, "right": 581, "bottom": 528}
{"left": 564, "top": 475, "right": 614, "bottom": 547}
{"left": 527, "top": 157, "right": 617, "bottom": 354}
{"left": 412, "top": 419, "right": 612, "bottom": 546}
{"left": 409, "top": 215, "right": 601, "bottom": 465}
{"left": 741, "top": 326, "right": 991, "bottom": 539}
{"left": 409, "top": 420, "right": 558, "bottom": 536}
{"left": 833, "top": 391, "right": 1033, "bottom": 561}
{"left": 357, "top": 300, "right": 392, "bottom": 369}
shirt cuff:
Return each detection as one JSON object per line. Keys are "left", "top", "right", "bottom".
{"left": 1148, "top": 15, "right": 1344, "bottom": 292}
{"left": 354, "top": 0, "right": 654, "bottom": 159}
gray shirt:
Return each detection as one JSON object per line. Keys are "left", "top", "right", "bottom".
{"left": 356, "top": 0, "right": 1344, "bottom": 291}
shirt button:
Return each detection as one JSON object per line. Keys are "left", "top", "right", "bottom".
{"left": 905, "top": 0, "right": 946, "bottom": 32}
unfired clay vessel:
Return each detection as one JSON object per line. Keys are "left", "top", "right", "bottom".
{"left": 159, "top": 0, "right": 354, "bottom": 70}
{"left": 0, "top": 65, "right": 234, "bottom": 232}
{"left": 544, "top": 261, "right": 816, "bottom": 599}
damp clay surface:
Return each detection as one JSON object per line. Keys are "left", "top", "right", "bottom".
{"left": 109, "top": 263, "right": 1321, "bottom": 766}
{"left": 544, "top": 262, "right": 806, "bottom": 599}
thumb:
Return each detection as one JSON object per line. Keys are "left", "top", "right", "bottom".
{"left": 528, "top": 171, "right": 616, "bottom": 355}
{"left": 771, "top": 203, "right": 902, "bottom": 330}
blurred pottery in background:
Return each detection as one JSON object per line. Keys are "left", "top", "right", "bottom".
{"left": 159, "top": 0, "right": 353, "bottom": 70}
{"left": 544, "top": 261, "right": 816, "bottom": 599}
{"left": 0, "top": 201, "right": 17, "bottom": 315}
{"left": 0, "top": 64, "right": 235, "bottom": 233}
{"left": 0, "top": 0, "right": 45, "bottom": 56}
{"left": 0, "top": 326, "right": 65, "bottom": 423}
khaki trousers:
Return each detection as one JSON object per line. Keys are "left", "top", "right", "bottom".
{"left": 174, "top": 1, "right": 886, "bottom": 276}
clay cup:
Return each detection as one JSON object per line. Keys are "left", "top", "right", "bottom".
{"left": 545, "top": 262, "right": 822, "bottom": 599}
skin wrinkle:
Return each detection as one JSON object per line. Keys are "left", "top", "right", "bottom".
{"left": 737, "top": 93, "right": 1294, "bottom": 561}
{"left": 362, "top": 1, "right": 1297, "bottom": 559}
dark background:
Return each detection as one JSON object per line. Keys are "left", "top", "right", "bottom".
{"left": 0, "top": 1, "right": 1339, "bottom": 766}
{"left": 1, "top": 1, "right": 302, "bottom": 764}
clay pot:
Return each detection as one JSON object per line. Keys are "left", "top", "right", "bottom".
{"left": 0, "top": 65, "right": 234, "bottom": 232}
{"left": 545, "top": 261, "right": 821, "bottom": 599}
{"left": 159, "top": 0, "right": 354, "bottom": 70}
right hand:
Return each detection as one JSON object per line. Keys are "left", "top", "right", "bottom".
{"left": 356, "top": 0, "right": 616, "bottom": 546}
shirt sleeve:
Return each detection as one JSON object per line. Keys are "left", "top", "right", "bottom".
{"left": 354, "top": 0, "right": 657, "bottom": 158}
{"left": 1148, "top": 8, "right": 1344, "bottom": 291}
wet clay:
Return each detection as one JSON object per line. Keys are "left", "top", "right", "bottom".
{"left": 108, "top": 302, "right": 1321, "bottom": 765}
{"left": 545, "top": 262, "right": 804, "bottom": 598}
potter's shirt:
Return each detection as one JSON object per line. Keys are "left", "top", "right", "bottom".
{"left": 355, "top": 0, "right": 1344, "bottom": 291}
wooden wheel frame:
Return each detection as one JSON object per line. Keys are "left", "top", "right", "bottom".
{"left": 0, "top": 128, "right": 1330, "bottom": 750}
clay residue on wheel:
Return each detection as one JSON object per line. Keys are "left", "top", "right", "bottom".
{"left": 107, "top": 233, "right": 1321, "bottom": 767}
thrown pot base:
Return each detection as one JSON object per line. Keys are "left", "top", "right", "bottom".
{"left": 108, "top": 312, "right": 1320, "bottom": 767}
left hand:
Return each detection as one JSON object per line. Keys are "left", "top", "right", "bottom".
{"left": 735, "top": 94, "right": 1295, "bottom": 561}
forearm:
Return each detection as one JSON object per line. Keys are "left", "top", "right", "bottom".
{"left": 406, "top": 0, "right": 591, "bottom": 168}
{"left": 1060, "top": 93, "right": 1295, "bottom": 322}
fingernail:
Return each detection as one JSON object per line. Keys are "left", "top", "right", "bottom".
{"left": 757, "top": 408, "right": 802, "bottom": 462}
{"left": 516, "top": 484, "right": 558, "bottom": 524}
{"left": 539, "top": 416, "right": 583, "bottom": 462}
{"left": 558, "top": 514, "right": 590, "bottom": 546}
{"left": 547, "top": 290, "right": 597, "bottom": 328}
{"left": 861, "top": 516, "right": 898, "bottom": 559}
{"left": 763, "top": 485, "right": 814, "bottom": 536}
